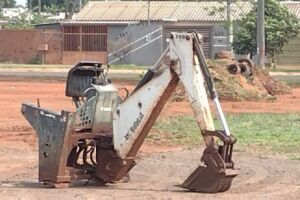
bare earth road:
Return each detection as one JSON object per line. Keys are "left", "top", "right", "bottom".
{"left": 0, "top": 79, "right": 300, "bottom": 200}
{"left": 1, "top": 146, "right": 300, "bottom": 200}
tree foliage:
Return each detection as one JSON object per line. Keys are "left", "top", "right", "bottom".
{"left": 232, "top": 0, "right": 299, "bottom": 65}
{"left": 27, "top": 0, "right": 64, "bottom": 12}
{"left": 63, "top": 0, "right": 98, "bottom": 19}
{"left": 2, "top": 10, "right": 55, "bottom": 29}
{"left": 0, "top": 0, "right": 16, "bottom": 8}
{"left": 26, "top": 0, "right": 94, "bottom": 19}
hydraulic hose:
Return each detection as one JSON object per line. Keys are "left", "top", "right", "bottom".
{"left": 192, "top": 32, "right": 231, "bottom": 136}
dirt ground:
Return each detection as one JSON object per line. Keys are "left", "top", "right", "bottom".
{"left": 1, "top": 79, "right": 300, "bottom": 200}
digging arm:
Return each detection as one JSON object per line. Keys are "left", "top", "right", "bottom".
{"left": 110, "top": 32, "right": 238, "bottom": 192}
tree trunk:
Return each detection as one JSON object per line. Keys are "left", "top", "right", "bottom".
{"left": 65, "top": 0, "right": 76, "bottom": 19}
{"left": 65, "top": 0, "right": 69, "bottom": 19}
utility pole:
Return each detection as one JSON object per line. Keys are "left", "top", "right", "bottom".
{"left": 29, "top": 0, "right": 32, "bottom": 24}
{"left": 227, "top": 0, "right": 233, "bottom": 51}
{"left": 147, "top": 0, "right": 150, "bottom": 26}
{"left": 38, "top": 0, "right": 41, "bottom": 15}
{"left": 79, "top": 0, "right": 82, "bottom": 10}
{"left": 257, "top": 0, "right": 265, "bottom": 69}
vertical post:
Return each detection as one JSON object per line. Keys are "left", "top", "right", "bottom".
{"left": 65, "top": 0, "right": 68, "bottom": 19}
{"left": 29, "top": 0, "right": 32, "bottom": 24}
{"left": 257, "top": 0, "right": 265, "bottom": 69}
{"left": 79, "top": 25, "right": 82, "bottom": 52}
{"left": 227, "top": 0, "right": 233, "bottom": 51}
{"left": 147, "top": 0, "right": 150, "bottom": 26}
{"left": 42, "top": 51, "right": 45, "bottom": 64}
{"left": 38, "top": 0, "right": 41, "bottom": 15}
{"left": 79, "top": 0, "right": 82, "bottom": 10}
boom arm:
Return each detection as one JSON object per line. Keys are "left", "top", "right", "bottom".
{"left": 110, "top": 32, "right": 238, "bottom": 192}
{"left": 113, "top": 33, "right": 215, "bottom": 158}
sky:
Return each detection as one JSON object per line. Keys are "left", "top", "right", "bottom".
{"left": 16, "top": 0, "right": 26, "bottom": 6}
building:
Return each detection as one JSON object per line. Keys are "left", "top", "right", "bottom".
{"left": 64, "top": 1, "right": 300, "bottom": 66}
{"left": 1, "top": 1, "right": 300, "bottom": 65}
{"left": 62, "top": 1, "right": 252, "bottom": 65}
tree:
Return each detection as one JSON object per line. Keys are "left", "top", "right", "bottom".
{"left": 65, "top": 0, "right": 98, "bottom": 19}
{"left": 27, "top": 0, "right": 83, "bottom": 19}
{"left": 27, "top": 0, "right": 64, "bottom": 12}
{"left": 26, "top": 0, "right": 99, "bottom": 19}
{"left": 0, "top": 0, "right": 16, "bottom": 8}
{"left": 3, "top": 10, "right": 55, "bottom": 29}
{"left": 232, "top": 0, "right": 299, "bottom": 67}
{"left": 64, "top": 0, "right": 78, "bottom": 19}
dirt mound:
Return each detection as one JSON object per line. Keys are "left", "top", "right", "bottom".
{"left": 172, "top": 60, "right": 291, "bottom": 101}
{"left": 254, "top": 69, "right": 292, "bottom": 96}
{"left": 215, "top": 50, "right": 235, "bottom": 60}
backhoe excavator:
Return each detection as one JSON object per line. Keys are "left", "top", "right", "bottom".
{"left": 21, "top": 32, "right": 238, "bottom": 193}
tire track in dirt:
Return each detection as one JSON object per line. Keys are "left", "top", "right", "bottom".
{"left": 108, "top": 150, "right": 300, "bottom": 199}
{"left": 1, "top": 148, "right": 300, "bottom": 199}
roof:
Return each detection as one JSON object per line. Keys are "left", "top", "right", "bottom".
{"left": 62, "top": 21, "right": 140, "bottom": 25}
{"left": 34, "top": 22, "right": 62, "bottom": 29}
{"left": 73, "top": 1, "right": 300, "bottom": 23}
{"left": 73, "top": 1, "right": 252, "bottom": 22}
{"left": 282, "top": 2, "right": 300, "bottom": 19}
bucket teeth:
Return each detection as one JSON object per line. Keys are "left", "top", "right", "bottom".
{"left": 184, "top": 130, "right": 238, "bottom": 193}
{"left": 182, "top": 166, "right": 238, "bottom": 193}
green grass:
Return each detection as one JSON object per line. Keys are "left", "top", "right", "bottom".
{"left": 110, "top": 64, "right": 148, "bottom": 70}
{"left": 269, "top": 68, "right": 300, "bottom": 73}
{"left": 151, "top": 113, "right": 300, "bottom": 157}
{"left": 272, "top": 75, "right": 300, "bottom": 87}
{"left": 0, "top": 63, "right": 71, "bottom": 68}
{"left": 0, "top": 63, "right": 147, "bottom": 70}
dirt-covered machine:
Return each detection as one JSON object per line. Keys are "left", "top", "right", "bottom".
{"left": 21, "top": 32, "right": 238, "bottom": 193}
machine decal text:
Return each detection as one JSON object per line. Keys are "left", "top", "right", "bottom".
{"left": 125, "top": 112, "right": 144, "bottom": 140}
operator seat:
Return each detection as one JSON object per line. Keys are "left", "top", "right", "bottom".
{"left": 65, "top": 61, "right": 105, "bottom": 108}
{"left": 65, "top": 61, "right": 103, "bottom": 98}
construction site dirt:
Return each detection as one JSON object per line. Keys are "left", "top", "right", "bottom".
{"left": 0, "top": 79, "right": 300, "bottom": 200}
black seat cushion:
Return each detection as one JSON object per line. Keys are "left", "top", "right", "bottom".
{"left": 65, "top": 61, "right": 103, "bottom": 98}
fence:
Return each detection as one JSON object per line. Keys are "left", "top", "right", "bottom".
{"left": 0, "top": 29, "right": 63, "bottom": 64}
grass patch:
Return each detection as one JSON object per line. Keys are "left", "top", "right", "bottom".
{"left": 110, "top": 64, "right": 148, "bottom": 70}
{"left": 150, "top": 116, "right": 202, "bottom": 146}
{"left": 0, "top": 63, "right": 147, "bottom": 70}
{"left": 151, "top": 113, "right": 300, "bottom": 156}
{"left": 269, "top": 66, "right": 300, "bottom": 73}
{"left": 0, "top": 63, "right": 71, "bottom": 68}
{"left": 272, "top": 75, "right": 300, "bottom": 87}
{"left": 269, "top": 68, "right": 300, "bottom": 73}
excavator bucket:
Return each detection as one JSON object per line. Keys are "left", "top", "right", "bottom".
{"left": 182, "top": 130, "right": 238, "bottom": 193}
{"left": 182, "top": 165, "right": 238, "bottom": 193}
{"left": 177, "top": 32, "right": 238, "bottom": 193}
